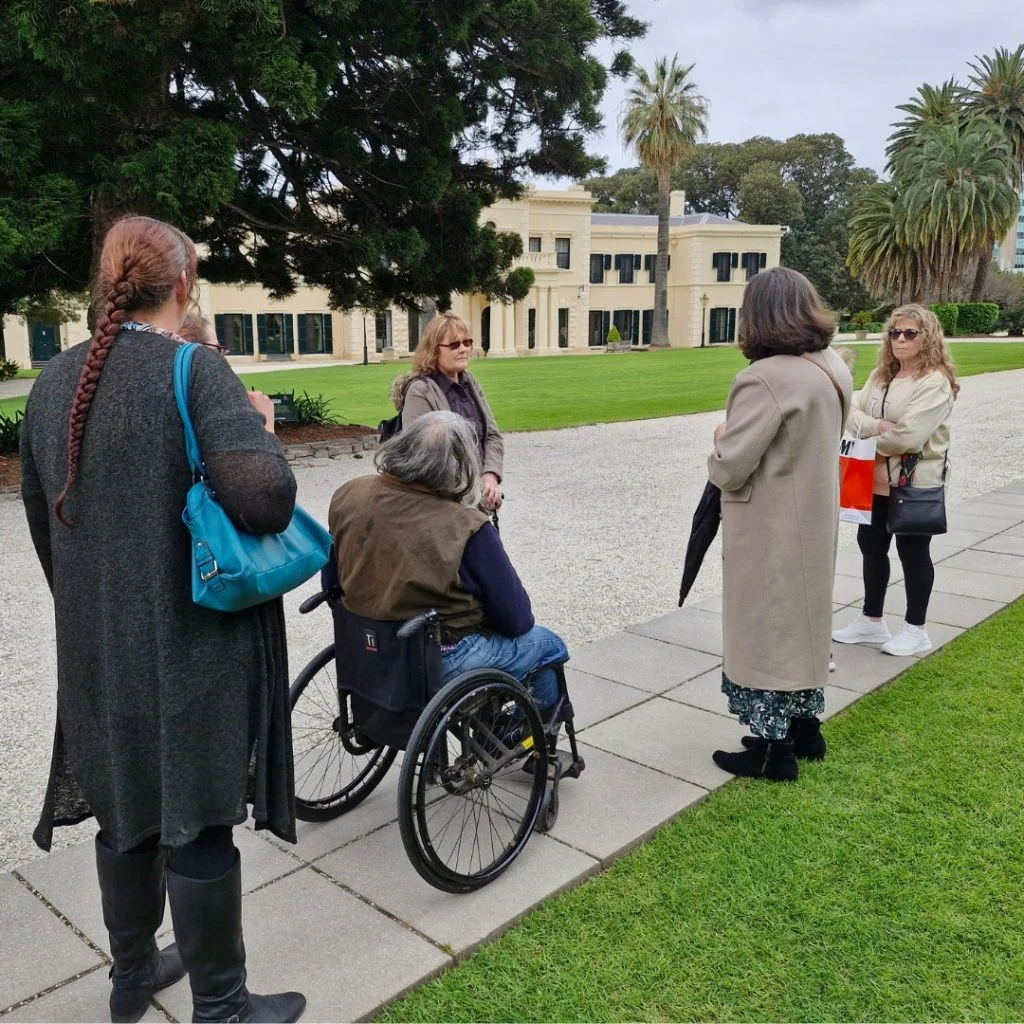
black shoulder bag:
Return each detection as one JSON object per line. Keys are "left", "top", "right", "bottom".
{"left": 881, "top": 382, "right": 948, "bottom": 536}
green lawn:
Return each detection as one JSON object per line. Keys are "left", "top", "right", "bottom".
{"left": 2, "top": 342, "right": 1022, "bottom": 427}
{"left": 382, "top": 599, "right": 1024, "bottom": 1023}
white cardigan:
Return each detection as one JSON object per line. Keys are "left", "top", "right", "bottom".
{"left": 847, "top": 368, "right": 954, "bottom": 492}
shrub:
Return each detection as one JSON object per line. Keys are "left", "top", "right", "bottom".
{"left": 293, "top": 391, "right": 343, "bottom": 426}
{"left": 850, "top": 311, "right": 874, "bottom": 328}
{"left": 839, "top": 321, "right": 884, "bottom": 334}
{"left": 606, "top": 324, "right": 621, "bottom": 344}
{"left": 995, "top": 304, "right": 1024, "bottom": 337}
{"left": 929, "top": 303, "right": 959, "bottom": 336}
{"left": 0, "top": 358, "right": 20, "bottom": 382}
{"left": 0, "top": 409, "right": 23, "bottom": 454}
{"left": 955, "top": 302, "right": 1000, "bottom": 334}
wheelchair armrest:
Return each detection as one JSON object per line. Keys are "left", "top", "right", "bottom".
{"left": 299, "top": 585, "right": 341, "bottom": 615}
{"left": 397, "top": 609, "right": 440, "bottom": 640}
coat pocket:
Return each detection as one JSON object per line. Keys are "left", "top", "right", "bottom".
{"left": 720, "top": 483, "right": 752, "bottom": 503}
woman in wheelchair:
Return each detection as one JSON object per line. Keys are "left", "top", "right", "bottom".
{"left": 328, "top": 410, "right": 567, "bottom": 737}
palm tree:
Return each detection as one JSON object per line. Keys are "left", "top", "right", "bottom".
{"left": 621, "top": 56, "right": 708, "bottom": 347}
{"left": 964, "top": 45, "right": 1024, "bottom": 298}
{"left": 898, "top": 117, "right": 1018, "bottom": 301}
{"left": 847, "top": 180, "right": 926, "bottom": 302}
{"left": 885, "top": 79, "right": 963, "bottom": 172}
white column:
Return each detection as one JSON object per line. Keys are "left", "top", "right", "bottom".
{"left": 502, "top": 302, "right": 515, "bottom": 352}
{"left": 535, "top": 287, "right": 548, "bottom": 352}
{"left": 546, "top": 286, "right": 558, "bottom": 350}
{"left": 488, "top": 302, "right": 503, "bottom": 354}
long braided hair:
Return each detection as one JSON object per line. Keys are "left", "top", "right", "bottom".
{"left": 53, "top": 216, "right": 198, "bottom": 525}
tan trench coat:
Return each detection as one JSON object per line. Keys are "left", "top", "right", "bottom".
{"left": 708, "top": 349, "right": 853, "bottom": 692}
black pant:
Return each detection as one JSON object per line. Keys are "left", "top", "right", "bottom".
{"left": 107, "top": 826, "right": 236, "bottom": 880}
{"left": 858, "top": 494, "right": 934, "bottom": 627}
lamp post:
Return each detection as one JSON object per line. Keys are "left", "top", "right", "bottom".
{"left": 700, "top": 293, "right": 708, "bottom": 348}
{"left": 362, "top": 314, "right": 369, "bottom": 366}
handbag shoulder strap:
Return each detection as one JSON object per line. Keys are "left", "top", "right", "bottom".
{"left": 173, "top": 343, "right": 206, "bottom": 478}
{"left": 800, "top": 352, "right": 847, "bottom": 420}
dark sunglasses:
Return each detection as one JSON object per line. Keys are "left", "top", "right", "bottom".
{"left": 201, "top": 341, "right": 230, "bottom": 355}
{"left": 888, "top": 328, "right": 921, "bottom": 341}
{"left": 439, "top": 338, "right": 474, "bottom": 351}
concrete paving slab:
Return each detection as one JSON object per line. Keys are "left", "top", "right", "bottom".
{"left": 936, "top": 527, "right": 999, "bottom": 549}
{"left": 316, "top": 824, "right": 597, "bottom": 954}
{"left": 981, "top": 490, "right": 1024, "bottom": 506}
{"left": 2, "top": 966, "right": 163, "bottom": 1024}
{"left": 568, "top": 632, "right": 720, "bottom": 693}
{"left": 836, "top": 547, "right": 897, "bottom": 581}
{"left": 691, "top": 593, "right": 722, "bottom": 614}
{"left": 17, "top": 828, "right": 300, "bottom": 955}
{"left": 0, "top": 874, "right": 101, "bottom": 1011}
{"left": 563, "top": 669, "right": 651, "bottom": 730}
{"left": 996, "top": 481, "right": 1024, "bottom": 495}
{"left": 581, "top": 698, "right": 745, "bottom": 790}
{"left": 953, "top": 501, "right": 1024, "bottom": 524}
{"left": 881, "top": 587, "right": 1005, "bottom": 629}
{"left": 544, "top": 743, "right": 706, "bottom": 863}
{"left": 913, "top": 622, "right": 964, "bottom": 655}
{"left": 821, "top": 685, "right": 865, "bottom": 720}
{"left": 974, "top": 534, "right": 1024, "bottom": 558}
{"left": 832, "top": 573, "right": 865, "bottom": 607}
{"left": 157, "top": 867, "right": 450, "bottom": 1024}
{"left": 625, "top": 607, "right": 723, "bottom": 656}
{"left": 828, "top": 638, "right": 908, "bottom": 694}
{"left": 1006, "top": 522, "right": 1024, "bottom": 538}
{"left": 945, "top": 512, "right": 1015, "bottom": 537}
{"left": 661, "top": 669, "right": 729, "bottom": 717}
{"left": 931, "top": 566, "right": 1024, "bottom": 602}
{"left": 941, "top": 549, "right": 1024, "bottom": 579}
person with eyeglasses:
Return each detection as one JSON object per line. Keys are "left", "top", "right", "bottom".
{"left": 833, "top": 304, "right": 958, "bottom": 658}
{"left": 390, "top": 312, "right": 504, "bottom": 514}
{"left": 180, "top": 312, "right": 278, "bottom": 432}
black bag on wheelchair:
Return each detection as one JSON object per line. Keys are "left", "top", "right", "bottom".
{"left": 332, "top": 605, "right": 443, "bottom": 749}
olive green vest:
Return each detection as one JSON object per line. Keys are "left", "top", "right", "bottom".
{"left": 328, "top": 474, "right": 490, "bottom": 639}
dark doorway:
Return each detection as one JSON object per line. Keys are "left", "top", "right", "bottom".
{"left": 481, "top": 306, "right": 491, "bottom": 355}
{"left": 29, "top": 322, "right": 61, "bottom": 364}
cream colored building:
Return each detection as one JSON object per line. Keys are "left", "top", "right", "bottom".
{"left": 3, "top": 188, "right": 782, "bottom": 366}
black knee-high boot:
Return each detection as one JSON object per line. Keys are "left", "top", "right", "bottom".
{"left": 166, "top": 851, "right": 305, "bottom": 1023}
{"left": 741, "top": 716, "right": 827, "bottom": 760}
{"left": 95, "top": 835, "right": 186, "bottom": 1023}
{"left": 713, "top": 738, "right": 799, "bottom": 781}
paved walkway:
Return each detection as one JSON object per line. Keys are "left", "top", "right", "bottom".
{"left": 1, "top": 483, "right": 1023, "bottom": 1022}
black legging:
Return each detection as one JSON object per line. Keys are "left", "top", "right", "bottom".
{"left": 858, "top": 494, "right": 934, "bottom": 627}
{"left": 103, "top": 826, "right": 236, "bottom": 880}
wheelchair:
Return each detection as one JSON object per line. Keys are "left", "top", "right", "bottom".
{"left": 289, "top": 564, "right": 585, "bottom": 893}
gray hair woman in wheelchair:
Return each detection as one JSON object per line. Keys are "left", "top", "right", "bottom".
{"left": 328, "top": 410, "right": 567, "bottom": 728}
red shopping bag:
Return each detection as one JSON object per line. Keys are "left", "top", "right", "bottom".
{"left": 839, "top": 433, "right": 876, "bottom": 525}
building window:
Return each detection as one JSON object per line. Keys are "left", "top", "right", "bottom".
{"left": 616, "top": 253, "right": 639, "bottom": 284}
{"left": 741, "top": 252, "right": 767, "bottom": 280}
{"left": 214, "top": 313, "right": 254, "bottom": 355}
{"left": 528, "top": 308, "right": 536, "bottom": 349}
{"left": 590, "top": 253, "right": 606, "bottom": 284}
{"left": 375, "top": 312, "right": 392, "bottom": 353}
{"left": 709, "top": 307, "right": 737, "bottom": 343}
{"left": 588, "top": 310, "right": 609, "bottom": 346}
{"left": 712, "top": 251, "right": 735, "bottom": 282}
{"left": 256, "top": 313, "right": 293, "bottom": 356}
{"left": 408, "top": 308, "right": 424, "bottom": 352}
{"left": 555, "top": 237, "right": 571, "bottom": 269}
{"left": 529, "top": 236, "right": 542, "bottom": 253}
{"left": 612, "top": 308, "right": 640, "bottom": 343}
{"left": 642, "top": 309, "right": 653, "bottom": 345}
{"left": 297, "top": 313, "right": 333, "bottom": 355}
{"left": 643, "top": 254, "right": 671, "bottom": 283}
{"left": 558, "top": 308, "right": 569, "bottom": 348}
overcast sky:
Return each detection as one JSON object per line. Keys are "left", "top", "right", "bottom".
{"left": 583, "top": 0, "right": 1022, "bottom": 177}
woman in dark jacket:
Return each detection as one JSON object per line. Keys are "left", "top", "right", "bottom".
{"left": 20, "top": 216, "right": 304, "bottom": 1023}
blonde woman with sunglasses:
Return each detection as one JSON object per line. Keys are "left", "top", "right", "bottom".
{"left": 389, "top": 312, "right": 505, "bottom": 512}
{"left": 833, "top": 304, "right": 958, "bottom": 657}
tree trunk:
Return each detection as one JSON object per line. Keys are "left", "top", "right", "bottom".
{"left": 970, "top": 250, "right": 990, "bottom": 303}
{"left": 650, "top": 166, "right": 671, "bottom": 348}
{"left": 0, "top": 317, "right": 6, "bottom": 361}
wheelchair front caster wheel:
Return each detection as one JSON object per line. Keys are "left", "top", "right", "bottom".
{"left": 535, "top": 788, "right": 559, "bottom": 833}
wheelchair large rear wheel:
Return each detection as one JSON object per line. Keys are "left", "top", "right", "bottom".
{"left": 398, "top": 670, "right": 547, "bottom": 893}
{"left": 290, "top": 644, "right": 398, "bottom": 822}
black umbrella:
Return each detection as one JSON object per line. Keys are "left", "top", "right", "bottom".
{"left": 678, "top": 480, "right": 722, "bottom": 606}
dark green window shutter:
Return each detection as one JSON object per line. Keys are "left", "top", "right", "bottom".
{"left": 603, "top": 254, "right": 612, "bottom": 270}
{"left": 284, "top": 314, "right": 294, "bottom": 353}
{"left": 214, "top": 314, "right": 226, "bottom": 347}
{"left": 727, "top": 308, "right": 737, "bottom": 342}
{"left": 297, "top": 314, "right": 308, "bottom": 354}
{"left": 242, "top": 316, "right": 254, "bottom": 354}
{"left": 256, "top": 314, "right": 267, "bottom": 353}
{"left": 642, "top": 309, "right": 653, "bottom": 344}
{"left": 323, "top": 314, "right": 333, "bottom": 353}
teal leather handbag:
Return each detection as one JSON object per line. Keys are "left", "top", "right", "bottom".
{"left": 174, "top": 344, "right": 332, "bottom": 612}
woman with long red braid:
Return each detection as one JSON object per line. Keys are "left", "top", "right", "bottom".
{"left": 20, "top": 216, "right": 305, "bottom": 1023}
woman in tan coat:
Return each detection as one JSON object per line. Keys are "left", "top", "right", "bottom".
{"left": 390, "top": 312, "right": 504, "bottom": 513}
{"left": 708, "top": 268, "right": 852, "bottom": 782}
{"left": 833, "top": 305, "right": 957, "bottom": 657}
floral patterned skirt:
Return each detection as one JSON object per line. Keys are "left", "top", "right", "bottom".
{"left": 721, "top": 674, "right": 825, "bottom": 741}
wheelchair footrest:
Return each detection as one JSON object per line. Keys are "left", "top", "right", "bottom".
{"left": 557, "top": 749, "right": 585, "bottom": 779}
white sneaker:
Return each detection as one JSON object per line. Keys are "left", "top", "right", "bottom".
{"left": 829, "top": 653, "right": 836, "bottom": 673}
{"left": 832, "top": 615, "right": 891, "bottom": 646}
{"left": 881, "top": 624, "right": 933, "bottom": 657}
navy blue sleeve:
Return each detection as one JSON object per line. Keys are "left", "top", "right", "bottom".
{"left": 458, "top": 523, "right": 535, "bottom": 637}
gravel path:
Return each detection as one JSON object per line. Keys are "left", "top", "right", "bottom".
{"left": 2, "top": 367, "right": 1022, "bottom": 871}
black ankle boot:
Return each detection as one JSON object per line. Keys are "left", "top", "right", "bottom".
{"left": 95, "top": 836, "right": 186, "bottom": 1023}
{"left": 741, "top": 716, "right": 827, "bottom": 760}
{"left": 166, "top": 851, "right": 306, "bottom": 1023}
{"left": 713, "top": 738, "right": 798, "bottom": 781}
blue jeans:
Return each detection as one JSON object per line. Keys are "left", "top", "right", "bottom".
{"left": 441, "top": 626, "right": 568, "bottom": 713}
